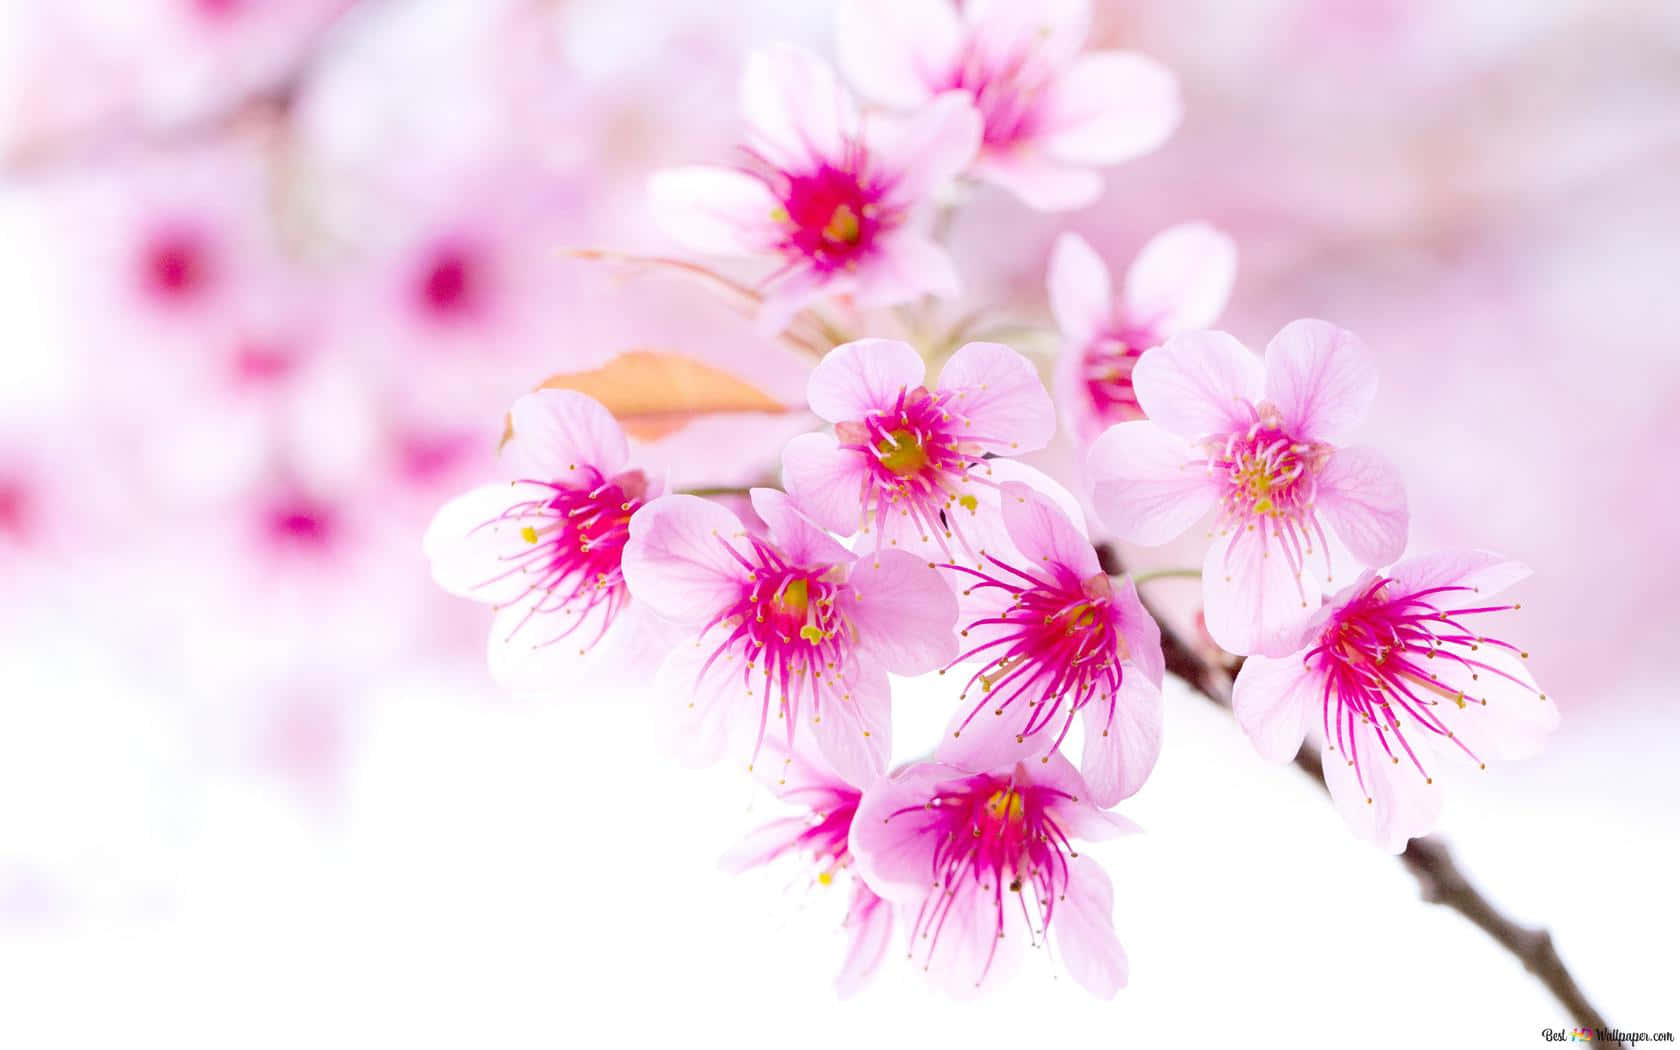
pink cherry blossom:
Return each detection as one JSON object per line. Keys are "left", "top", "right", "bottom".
{"left": 424, "top": 389, "right": 668, "bottom": 693}
{"left": 938, "top": 481, "right": 1165, "bottom": 806}
{"left": 649, "top": 44, "right": 981, "bottom": 332}
{"left": 1232, "top": 551, "right": 1559, "bottom": 852}
{"left": 1049, "top": 226, "right": 1237, "bottom": 445}
{"left": 721, "top": 744, "right": 894, "bottom": 998}
{"left": 851, "top": 753, "right": 1134, "bottom": 996}
{"left": 836, "top": 0, "right": 1180, "bottom": 211}
{"left": 1087, "top": 320, "right": 1409, "bottom": 656}
{"left": 781, "top": 338, "right": 1056, "bottom": 562}
{"left": 620, "top": 487, "right": 957, "bottom": 784}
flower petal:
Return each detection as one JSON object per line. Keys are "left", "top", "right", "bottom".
{"left": 1122, "top": 222, "right": 1237, "bottom": 336}
{"left": 1200, "top": 527, "right": 1320, "bottom": 657}
{"left": 1321, "top": 731, "right": 1444, "bottom": 853}
{"left": 871, "top": 91, "right": 982, "bottom": 206}
{"left": 843, "top": 549, "right": 959, "bottom": 674}
{"left": 1231, "top": 652, "right": 1319, "bottom": 762}
{"left": 1315, "top": 446, "right": 1408, "bottom": 569}
{"left": 807, "top": 658, "right": 893, "bottom": 784}
{"left": 506, "top": 389, "right": 629, "bottom": 480}
{"left": 1131, "top": 329, "right": 1264, "bottom": 439}
{"left": 742, "top": 44, "right": 856, "bottom": 169}
{"left": 653, "top": 636, "right": 747, "bottom": 769}
{"left": 1053, "top": 856, "right": 1129, "bottom": 998}
{"left": 937, "top": 341, "right": 1056, "bottom": 454}
{"left": 647, "top": 166, "right": 779, "bottom": 256}
{"left": 1040, "top": 51, "right": 1180, "bottom": 166}
{"left": 1263, "top": 319, "right": 1377, "bottom": 444}
{"left": 621, "top": 494, "right": 746, "bottom": 626}
{"left": 1109, "top": 575, "right": 1165, "bottom": 686}
{"left": 1087, "top": 421, "right": 1218, "bottom": 545}
{"left": 834, "top": 0, "right": 960, "bottom": 108}
{"left": 851, "top": 761, "right": 958, "bottom": 900}
{"left": 998, "top": 479, "right": 1100, "bottom": 578}
{"left": 750, "top": 486, "right": 854, "bottom": 569}
{"left": 835, "top": 888, "right": 895, "bottom": 998}
{"left": 1428, "top": 645, "right": 1559, "bottom": 763}
{"left": 1079, "top": 670, "right": 1163, "bottom": 806}
{"left": 718, "top": 816, "right": 812, "bottom": 874}
{"left": 1048, "top": 231, "right": 1114, "bottom": 346}
{"left": 850, "top": 230, "right": 962, "bottom": 308}
{"left": 423, "top": 484, "right": 539, "bottom": 605}
{"left": 1386, "top": 550, "right": 1531, "bottom": 599}
{"left": 781, "top": 431, "right": 871, "bottom": 536}
{"left": 806, "top": 337, "right": 927, "bottom": 423}
{"left": 969, "top": 150, "right": 1104, "bottom": 211}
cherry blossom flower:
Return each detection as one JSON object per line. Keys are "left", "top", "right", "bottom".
{"left": 1087, "top": 320, "right": 1408, "bottom": 656}
{"left": 835, "top": 0, "right": 1180, "bottom": 211}
{"left": 780, "top": 338, "right": 1055, "bottom": 562}
{"left": 851, "top": 753, "right": 1134, "bottom": 996}
{"left": 1232, "top": 551, "right": 1559, "bottom": 852}
{"left": 939, "top": 481, "right": 1165, "bottom": 806}
{"left": 620, "top": 487, "right": 956, "bottom": 783}
{"left": 425, "top": 390, "right": 669, "bottom": 692}
{"left": 1049, "top": 226, "right": 1237, "bottom": 445}
{"left": 721, "top": 744, "right": 893, "bottom": 998}
{"left": 649, "top": 44, "right": 981, "bottom": 332}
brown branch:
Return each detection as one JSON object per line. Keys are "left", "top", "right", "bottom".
{"left": 1115, "top": 547, "right": 1622, "bottom": 1049}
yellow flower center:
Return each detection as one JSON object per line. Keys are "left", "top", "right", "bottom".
{"left": 877, "top": 427, "right": 929, "bottom": 476}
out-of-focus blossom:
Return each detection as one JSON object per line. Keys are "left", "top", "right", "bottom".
{"left": 781, "top": 338, "right": 1055, "bottom": 562}
{"left": 836, "top": 0, "right": 1180, "bottom": 210}
{"left": 649, "top": 44, "right": 981, "bottom": 331}
{"left": 1048, "top": 226, "right": 1236, "bottom": 445}
{"left": 425, "top": 390, "right": 669, "bottom": 693}
{"left": 851, "top": 753, "right": 1134, "bottom": 996}
{"left": 621, "top": 488, "right": 956, "bottom": 783}
{"left": 1232, "top": 550, "right": 1559, "bottom": 851}
{"left": 940, "top": 481, "right": 1164, "bottom": 806}
{"left": 1088, "top": 320, "right": 1408, "bottom": 656}
{"left": 722, "top": 743, "right": 893, "bottom": 998}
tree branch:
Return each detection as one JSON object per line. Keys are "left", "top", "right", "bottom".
{"left": 1114, "top": 548, "right": 1621, "bottom": 1048}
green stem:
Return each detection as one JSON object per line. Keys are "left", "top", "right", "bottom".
{"left": 1131, "top": 568, "right": 1203, "bottom": 585}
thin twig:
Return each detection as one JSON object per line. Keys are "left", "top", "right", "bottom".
{"left": 1104, "top": 545, "right": 1622, "bottom": 1048}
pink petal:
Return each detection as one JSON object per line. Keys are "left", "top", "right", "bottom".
{"left": 1048, "top": 231, "right": 1114, "bottom": 345}
{"left": 969, "top": 151, "right": 1104, "bottom": 212}
{"left": 1427, "top": 645, "right": 1559, "bottom": 762}
{"left": 998, "top": 479, "right": 1100, "bottom": 578}
{"left": 718, "top": 816, "right": 812, "bottom": 874}
{"left": 485, "top": 600, "right": 604, "bottom": 693}
{"left": 1231, "top": 652, "right": 1319, "bottom": 762}
{"left": 937, "top": 705, "right": 1036, "bottom": 773}
{"left": 780, "top": 431, "right": 871, "bottom": 536}
{"left": 505, "top": 389, "right": 628, "bottom": 480}
{"left": 1040, "top": 51, "right": 1181, "bottom": 166}
{"left": 423, "top": 484, "right": 536, "bottom": 605}
{"left": 986, "top": 457, "right": 1089, "bottom": 537}
{"left": 756, "top": 266, "right": 829, "bottom": 336}
{"left": 1262, "top": 319, "right": 1377, "bottom": 444}
{"left": 1087, "top": 421, "right": 1218, "bottom": 545}
{"left": 621, "top": 494, "right": 747, "bottom": 626}
{"left": 1053, "top": 856, "right": 1129, "bottom": 998}
{"left": 1322, "top": 733, "right": 1444, "bottom": 853}
{"left": 749, "top": 487, "right": 854, "bottom": 569}
{"left": 1200, "top": 527, "right": 1320, "bottom": 657}
{"left": 834, "top": 0, "right": 959, "bottom": 108}
{"left": 646, "top": 165, "right": 778, "bottom": 256}
{"left": 1131, "top": 329, "right": 1264, "bottom": 439}
{"left": 937, "top": 341, "right": 1056, "bottom": 454}
{"left": 1079, "top": 670, "right": 1163, "bottom": 805}
{"left": 1035, "top": 753, "right": 1143, "bottom": 840}
{"left": 843, "top": 549, "right": 959, "bottom": 674}
{"left": 1109, "top": 575, "right": 1165, "bottom": 686}
{"left": 741, "top": 44, "right": 856, "bottom": 170}
{"left": 1315, "top": 446, "right": 1408, "bottom": 568}
{"left": 805, "top": 338, "right": 926, "bottom": 423}
{"left": 1386, "top": 550, "right": 1531, "bottom": 599}
{"left": 851, "top": 761, "right": 958, "bottom": 900}
{"left": 807, "top": 658, "right": 893, "bottom": 784}
{"left": 1122, "top": 222, "right": 1237, "bottom": 336}
{"left": 835, "top": 888, "right": 895, "bottom": 998}
{"left": 652, "top": 638, "right": 747, "bottom": 769}
{"left": 871, "top": 91, "right": 982, "bottom": 206}
{"left": 850, "top": 230, "right": 962, "bottom": 308}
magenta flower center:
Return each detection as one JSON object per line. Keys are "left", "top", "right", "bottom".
{"left": 702, "top": 536, "right": 855, "bottom": 759}
{"left": 415, "top": 242, "right": 484, "bottom": 322}
{"left": 1305, "top": 576, "right": 1540, "bottom": 793}
{"left": 474, "top": 467, "right": 647, "bottom": 649}
{"left": 938, "top": 45, "right": 1050, "bottom": 150}
{"left": 1202, "top": 405, "right": 1333, "bottom": 587}
{"left": 263, "top": 498, "right": 335, "bottom": 553}
{"left": 765, "top": 160, "right": 894, "bottom": 274}
{"left": 888, "top": 770, "right": 1077, "bottom": 980}
{"left": 140, "top": 227, "right": 214, "bottom": 305}
{"left": 1080, "top": 326, "right": 1158, "bottom": 423}
{"left": 944, "top": 555, "right": 1127, "bottom": 752}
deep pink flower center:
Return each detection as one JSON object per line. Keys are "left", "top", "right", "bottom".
{"left": 141, "top": 228, "right": 214, "bottom": 305}
{"left": 767, "top": 161, "right": 892, "bottom": 274}
{"left": 415, "top": 242, "right": 484, "bottom": 322}
{"left": 472, "top": 468, "right": 647, "bottom": 649}
{"left": 1201, "top": 406, "right": 1334, "bottom": 590}
{"left": 888, "top": 770, "right": 1076, "bottom": 978}
{"left": 1305, "top": 576, "right": 1539, "bottom": 791}
{"left": 944, "top": 555, "right": 1126, "bottom": 752}
{"left": 938, "top": 44, "right": 1051, "bottom": 149}
{"left": 1080, "top": 326, "right": 1159, "bottom": 423}
{"left": 263, "top": 499, "right": 335, "bottom": 553}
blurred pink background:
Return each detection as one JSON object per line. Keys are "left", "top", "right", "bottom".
{"left": 1, "top": 1, "right": 1675, "bottom": 1045}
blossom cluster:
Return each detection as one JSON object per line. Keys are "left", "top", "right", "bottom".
{"left": 426, "top": 0, "right": 1558, "bottom": 998}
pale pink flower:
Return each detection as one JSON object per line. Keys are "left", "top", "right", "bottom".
{"left": 1233, "top": 551, "right": 1559, "bottom": 852}
{"left": 649, "top": 44, "right": 981, "bottom": 332}
{"left": 781, "top": 338, "right": 1055, "bottom": 561}
{"left": 851, "top": 754, "right": 1134, "bottom": 996}
{"left": 1049, "top": 227, "right": 1237, "bottom": 446}
{"left": 620, "top": 487, "right": 957, "bottom": 783}
{"left": 836, "top": 0, "right": 1180, "bottom": 211}
{"left": 1087, "top": 320, "right": 1409, "bottom": 656}
{"left": 424, "top": 390, "right": 669, "bottom": 692}
{"left": 939, "top": 481, "right": 1164, "bottom": 806}
{"left": 721, "top": 744, "right": 894, "bottom": 998}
